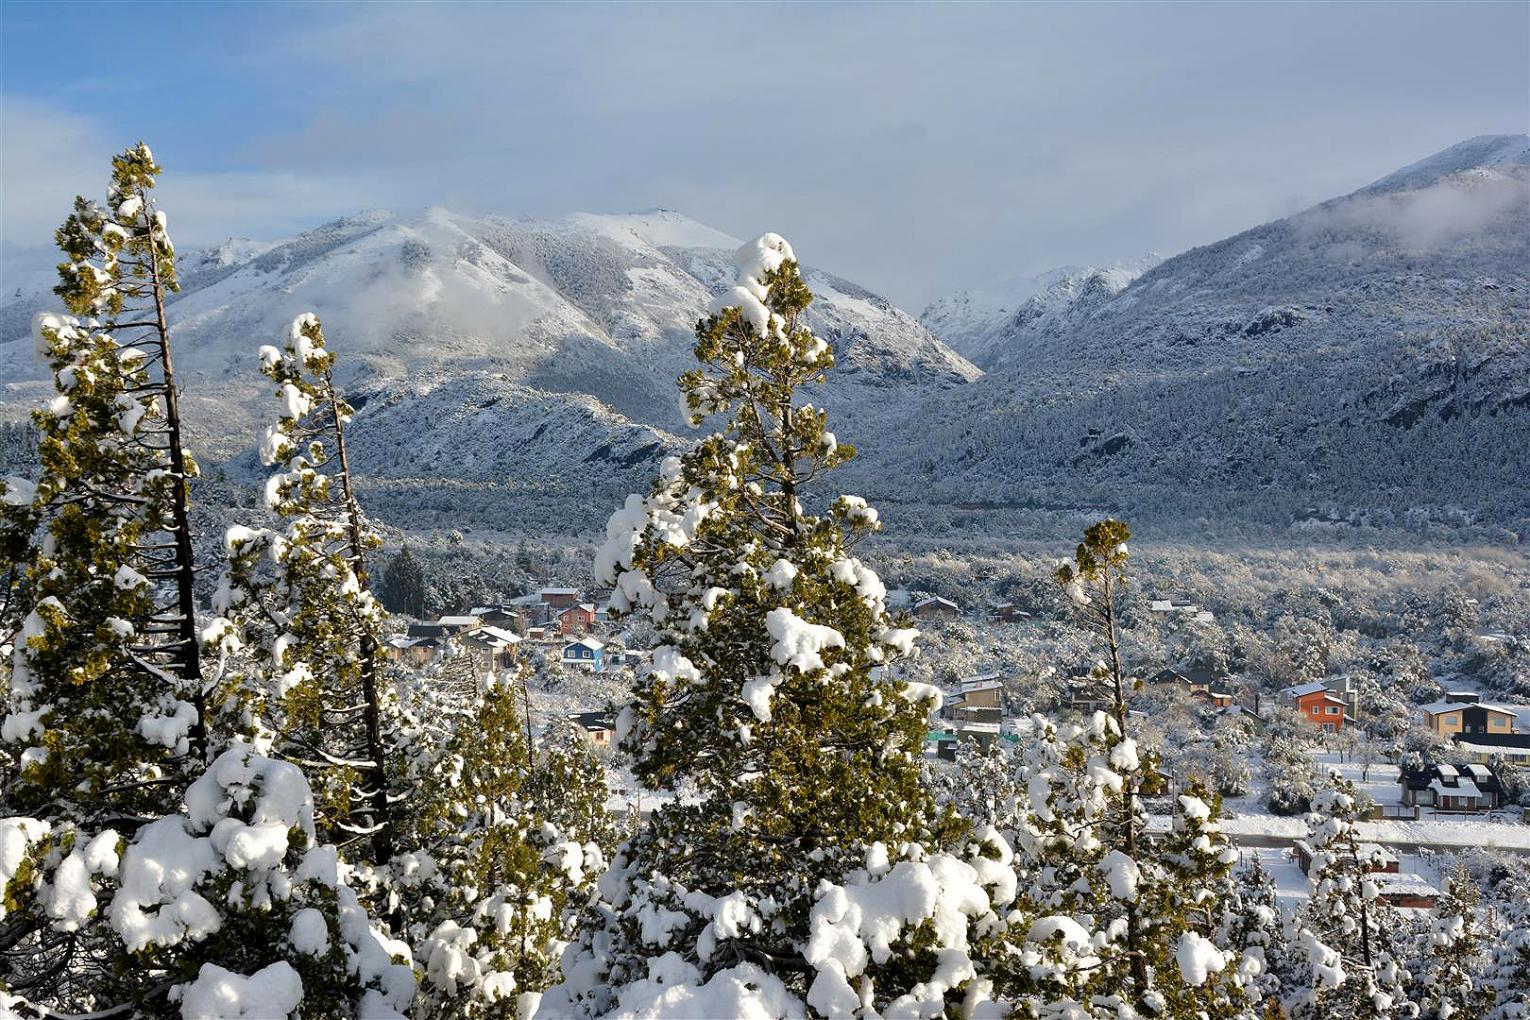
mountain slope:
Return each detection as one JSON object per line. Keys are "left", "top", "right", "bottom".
{"left": 919, "top": 256, "right": 1161, "bottom": 369}
{"left": 869, "top": 135, "right": 1530, "bottom": 532}
{"left": 0, "top": 208, "right": 977, "bottom": 525}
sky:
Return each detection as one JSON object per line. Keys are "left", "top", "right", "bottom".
{"left": 2, "top": 2, "right": 1527, "bottom": 310}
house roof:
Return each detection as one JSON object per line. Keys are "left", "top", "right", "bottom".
{"left": 1281, "top": 681, "right": 1331, "bottom": 699}
{"left": 1401, "top": 761, "right": 1503, "bottom": 795}
{"left": 914, "top": 596, "right": 960, "bottom": 611}
{"left": 407, "top": 623, "right": 446, "bottom": 638}
{"left": 564, "top": 636, "right": 605, "bottom": 652}
{"left": 438, "top": 615, "right": 480, "bottom": 627}
{"left": 1454, "top": 732, "right": 1530, "bottom": 751}
{"left": 1373, "top": 873, "right": 1439, "bottom": 899}
{"left": 541, "top": 587, "right": 580, "bottom": 596}
{"left": 1419, "top": 699, "right": 1518, "bottom": 718}
{"left": 509, "top": 593, "right": 544, "bottom": 606}
{"left": 570, "top": 710, "right": 615, "bottom": 731}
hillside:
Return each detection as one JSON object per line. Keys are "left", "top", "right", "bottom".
{"left": 0, "top": 208, "right": 977, "bottom": 531}
{"left": 888, "top": 135, "right": 1530, "bottom": 536}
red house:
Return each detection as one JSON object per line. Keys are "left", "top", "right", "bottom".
{"left": 557, "top": 603, "right": 597, "bottom": 637}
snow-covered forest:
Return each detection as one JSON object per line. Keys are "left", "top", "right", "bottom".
{"left": 2, "top": 145, "right": 1529, "bottom": 1020}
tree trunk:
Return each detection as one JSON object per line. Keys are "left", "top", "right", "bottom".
{"left": 143, "top": 191, "right": 206, "bottom": 762}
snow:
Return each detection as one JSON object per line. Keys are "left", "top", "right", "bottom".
{"left": 1, "top": 475, "right": 35, "bottom": 506}
{"left": 173, "top": 961, "right": 304, "bottom": 1020}
{"left": 1175, "top": 931, "right": 1230, "bottom": 986}
{"left": 602, "top": 962, "right": 806, "bottom": 1019}
{"left": 114, "top": 564, "right": 149, "bottom": 590}
{"left": 765, "top": 608, "right": 845, "bottom": 673}
{"left": 290, "top": 907, "right": 331, "bottom": 956}
{"left": 764, "top": 558, "right": 798, "bottom": 591}
{"left": 1098, "top": 849, "right": 1140, "bottom": 901}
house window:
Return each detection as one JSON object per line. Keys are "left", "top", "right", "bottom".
{"left": 1444, "top": 715, "right": 1458, "bottom": 726}
{"left": 1322, "top": 722, "right": 1336, "bottom": 733}
{"left": 1326, "top": 706, "right": 1340, "bottom": 715}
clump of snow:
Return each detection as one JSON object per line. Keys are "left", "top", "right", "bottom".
{"left": 173, "top": 961, "right": 304, "bottom": 1020}
{"left": 765, "top": 608, "right": 845, "bottom": 673}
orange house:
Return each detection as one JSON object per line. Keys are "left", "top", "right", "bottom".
{"left": 1281, "top": 681, "right": 1348, "bottom": 733}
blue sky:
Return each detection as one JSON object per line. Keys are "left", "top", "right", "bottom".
{"left": 3, "top": 2, "right": 1526, "bottom": 308}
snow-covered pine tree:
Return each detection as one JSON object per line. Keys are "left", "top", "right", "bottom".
{"left": 394, "top": 670, "right": 594, "bottom": 1020}
{"left": 0, "top": 143, "right": 215, "bottom": 1008}
{"left": 1484, "top": 874, "right": 1530, "bottom": 1020}
{"left": 1296, "top": 773, "right": 1414, "bottom": 1018}
{"left": 0, "top": 744, "right": 417, "bottom": 1017}
{"left": 523, "top": 717, "right": 618, "bottom": 857}
{"left": 210, "top": 313, "right": 395, "bottom": 861}
{"left": 209, "top": 314, "right": 598, "bottom": 1016}
{"left": 990, "top": 523, "right": 1251, "bottom": 1016}
{"left": 541, "top": 234, "right": 1011, "bottom": 1018}
{"left": 3, "top": 143, "right": 207, "bottom": 822}
{"left": 1415, "top": 866, "right": 1492, "bottom": 1020}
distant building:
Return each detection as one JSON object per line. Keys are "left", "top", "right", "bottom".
{"left": 1399, "top": 761, "right": 1504, "bottom": 813}
{"left": 384, "top": 633, "right": 437, "bottom": 667}
{"left": 1419, "top": 692, "right": 1519, "bottom": 738}
{"left": 913, "top": 597, "right": 960, "bottom": 621}
{"left": 1281, "top": 683, "right": 1348, "bottom": 733}
{"left": 940, "top": 673, "right": 1003, "bottom": 749}
{"left": 1065, "top": 678, "right": 1115, "bottom": 716}
{"left": 556, "top": 603, "right": 598, "bottom": 637}
{"left": 1452, "top": 731, "right": 1530, "bottom": 765}
{"left": 570, "top": 710, "right": 616, "bottom": 749}
{"left": 561, "top": 636, "right": 606, "bottom": 673}
{"left": 540, "top": 587, "right": 582, "bottom": 610}
{"left": 463, "top": 625, "right": 522, "bottom": 671}
{"left": 436, "top": 615, "right": 482, "bottom": 636}
{"left": 988, "top": 602, "right": 1028, "bottom": 624}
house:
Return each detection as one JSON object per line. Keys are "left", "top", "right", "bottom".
{"left": 1149, "top": 666, "right": 1232, "bottom": 697}
{"left": 912, "top": 596, "right": 960, "bottom": 621}
{"left": 384, "top": 633, "right": 437, "bottom": 667}
{"left": 1399, "top": 762, "right": 1504, "bottom": 812}
{"left": 1372, "top": 873, "right": 1440, "bottom": 909}
{"left": 1196, "top": 687, "right": 1236, "bottom": 709}
{"left": 556, "top": 603, "right": 598, "bottom": 637}
{"left": 1065, "top": 678, "right": 1114, "bottom": 716}
{"left": 1279, "top": 678, "right": 1357, "bottom": 732}
{"left": 509, "top": 592, "right": 553, "bottom": 627}
{"left": 561, "top": 637, "right": 606, "bottom": 673}
{"left": 470, "top": 605, "right": 525, "bottom": 631}
{"left": 940, "top": 673, "right": 1003, "bottom": 749}
{"left": 1419, "top": 692, "right": 1519, "bottom": 738}
{"left": 407, "top": 622, "right": 447, "bottom": 641}
{"left": 1453, "top": 731, "right": 1530, "bottom": 766}
{"left": 540, "top": 587, "right": 582, "bottom": 610}
{"left": 988, "top": 602, "right": 1028, "bottom": 624}
{"left": 436, "top": 615, "right": 482, "bottom": 636}
{"left": 463, "top": 625, "right": 522, "bottom": 671}
{"left": 570, "top": 710, "right": 616, "bottom": 749}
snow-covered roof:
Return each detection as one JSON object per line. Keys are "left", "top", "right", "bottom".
{"left": 438, "top": 615, "right": 480, "bottom": 627}
{"left": 914, "top": 596, "right": 960, "bottom": 611}
{"left": 564, "top": 636, "right": 605, "bottom": 651}
{"left": 509, "top": 593, "right": 544, "bottom": 606}
{"left": 1281, "top": 681, "right": 1331, "bottom": 698}
{"left": 541, "top": 587, "right": 580, "bottom": 595}
{"left": 1373, "top": 873, "right": 1439, "bottom": 898}
{"left": 476, "top": 625, "right": 521, "bottom": 644}
{"left": 1420, "top": 699, "right": 1517, "bottom": 717}
{"left": 1430, "top": 777, "right": 1482, "bottom": 799}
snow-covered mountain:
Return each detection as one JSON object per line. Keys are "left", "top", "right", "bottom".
{"left": 920, "top": 257, "right": 1162, "bottom": 369}
{"left": 870, "top": 134, "right": 1530, "bottom": 533}
{"left": 0, "top": 207, "right": 976, "bottom": 527}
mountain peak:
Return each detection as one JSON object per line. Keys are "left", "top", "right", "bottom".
{"left": 1361, "top": 133, "right": 1530, "bottom": 195}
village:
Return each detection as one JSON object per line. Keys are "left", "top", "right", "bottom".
{"left": 389, "top": 580, "right": 1530, "bottom": 915}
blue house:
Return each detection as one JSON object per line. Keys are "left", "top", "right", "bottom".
{"left": 561, "top": 636, "right": 606, "bottom": 673}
